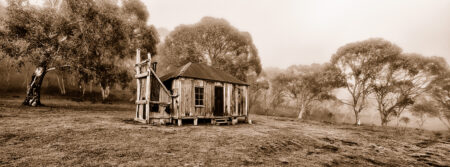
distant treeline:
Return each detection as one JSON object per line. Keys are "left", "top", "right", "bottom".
{"left": 249, "top": 38, "right": 449, "bottom": 130}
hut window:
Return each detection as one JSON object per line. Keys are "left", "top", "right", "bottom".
{"left": 195, "top": 87, "right": 204, "bottom": 106}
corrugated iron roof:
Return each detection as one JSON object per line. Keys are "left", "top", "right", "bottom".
{"left": 160, "top": 62, "right": 248, "bottom": 85}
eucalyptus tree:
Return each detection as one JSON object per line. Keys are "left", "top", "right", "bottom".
{"left": 1, "top": 0, "right": 158, "bottom": 105}
{"left": 1, "top": 1, "right": 70, "bottom": 106}
{"left": 62, "top": 0, "right": 158, "bottom": 100}
{"left": 331, "top": 38, "right": 402, "bottom": 125}
{"left": 276, "top": 63, "right": 344, "bottom": 119}
{"left": 159, "top": 17, "right": 261, "bottom": 81}
{"left": 370, "top": 54, "right": 446, "bottom": 126}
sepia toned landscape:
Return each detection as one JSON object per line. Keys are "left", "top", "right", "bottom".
{"left": 1, "top": 0, "right": 450, "bottom": 166}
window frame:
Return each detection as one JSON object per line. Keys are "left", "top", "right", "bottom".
{"left": 194, "top": 86, "right": 205, "bottom": 107}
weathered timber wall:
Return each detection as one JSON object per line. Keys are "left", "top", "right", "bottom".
{"left": 171, "top": 77, "right": 248, "bottom": 118}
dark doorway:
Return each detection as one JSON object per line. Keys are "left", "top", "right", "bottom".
{"left": 214, "top": 86, "right": 224, "bottom": 116}
{"left": 238, "top": 88, "right": 243, "bottom": 115}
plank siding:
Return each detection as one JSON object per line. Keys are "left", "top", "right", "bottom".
{"left": 223, "top": 83, "right": 226, "bottom": 116}
{"left": 139, "top": 79, "right": 146, "bottom": 101}
{"left": 232, "top": 85, "right": 237, "bottom": 116}
{"left": 227, "top": 83, "right": 232, "bottom": 116}
{"left": 169, "top": 77, "right": 247, "bottom": 119}
{"left": 243, "top": 86, "right": 248, "bottom": 116}
{"left": 182, "top": 78, "right": 189, "bottom": 116}
{"left": 232, "top": 84, "right": 236, "bottom": 116}
{"left": 225, "top": 84, "right": 231, "bottom": 115}
{"left": 205, "top": 81, "right": 212, "bottom": 117}
{"left": 175, "top": 79, "right": 181, "bottom": 118}
{"left": 188, "top": 78, "right": 194, "bottom": 116}
{"left": 172, "top": 79, "right": 178, "bottom": 118}
{"left": 207, "top": 81, "right": 214, "bottom": 117}
{"left": 185, "top": 78, "right": 190, "bottom": 116}
{"left": 224, "top": 84, "right": 228, "bottom": 116}
{"left": 180, "top": 78, "right": 185, "bottom": 117}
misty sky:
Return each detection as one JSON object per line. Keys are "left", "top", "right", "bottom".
{"left": 144, "top": 0, "right": 450, "bottom": 68}
{"left": 1, "top": 0, "right": 449, "bottom": 68}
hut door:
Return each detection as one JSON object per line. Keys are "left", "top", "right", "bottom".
{"left": 214, "top": 86, "right": 224, "bottom": 116}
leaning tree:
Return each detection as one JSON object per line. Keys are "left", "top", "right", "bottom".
{"left": 1, "top": 0, "right": 158, "bottom": 105}
{"left": 159, "top": 16, "right": 262, "bottom": 81}
{"left": 1, "top": 1, "right": 70, "bottom": 106}
{"left": 428, "top": 65, "right": 450, "bottom": 130}
{"left": 370, "top": 54, "right": 446, "bottom": 126}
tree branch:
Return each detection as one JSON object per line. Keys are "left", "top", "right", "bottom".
{"left": 46, "top": 65, "right": 72, "bottom": 72}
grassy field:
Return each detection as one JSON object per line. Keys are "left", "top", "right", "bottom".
{"left": 0, "top": 96, "right": 449, "bottom": 167}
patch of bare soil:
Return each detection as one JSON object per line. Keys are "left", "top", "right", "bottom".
{"left": 0, "top": 98, "right": 449, "bottom": 166}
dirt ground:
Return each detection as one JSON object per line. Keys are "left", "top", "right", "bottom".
{"left": 0, "top": 97, "right": 449, "bottom": 167}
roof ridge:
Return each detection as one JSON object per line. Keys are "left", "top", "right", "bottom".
{"left": 161, "top": 62, "right": 249, "bottom": 85}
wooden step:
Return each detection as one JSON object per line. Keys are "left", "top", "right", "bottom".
{"left": 215, "top": 118, "right": 230, "bottom": 125}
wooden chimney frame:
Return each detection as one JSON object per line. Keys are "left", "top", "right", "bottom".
{"left": 134, "top": 49, "right": 174, "bottom": 124}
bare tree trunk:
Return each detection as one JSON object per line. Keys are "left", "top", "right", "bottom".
{"left": 380, "top": 115, "right": 388, "bottom": 126}
{"left": 417, "top": 116, "right": 425, "bottom": 129}
{"left": 23, "top": 66, "right": 47, "bottom": 106}
{"left": 89, "top": 81, "right": 93, "bottom": 93}
{"left": 354, "top": 110, "right": 361, "bottom": 126}
{"left": 56, "top": 74, "right": 60, "bottom": 91}
{"left": 56, "top": 73, "right": 66, "bottom": 95}
{"left": 105, "top": 86, "right": 110, "bottom": 99}
{"left": 395, "top": 116, "right": 401, "bottom": 128}
{"left": 82, "top": 84, "right": 86, "bottom": 96}
{"left": 61, "top": 75, "right": 66, "bottom": 95}
{"left": 78, "top": 80, "right": 86, "bottom": 97}
{"left": 56, "top": 74, "right": 64, "bottom": 95}
{"left": 298, "top": 104, "right": 306, "bottom": 119}
{"left": 100, "top": 85, "right": 110, "bottom": 101}
{"left": 101, "top": 85, "right": 105, "bottom": 100}
{"left": 5, "top": 71, "right": 10, "bottom": 89}
{"left": 263, "top": 93, "right": 268, "bottom": 117}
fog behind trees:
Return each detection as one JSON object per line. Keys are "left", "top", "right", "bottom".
{"left": 143, "top": 0, "right": 450, "bottom": 68}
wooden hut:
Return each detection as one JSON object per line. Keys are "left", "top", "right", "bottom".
{"left": 160, "top": 62, "right": 249, "bottom": 126}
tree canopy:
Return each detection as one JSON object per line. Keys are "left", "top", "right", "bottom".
{"left": 159, "top": 17, "right": 261, "bottom": 81}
